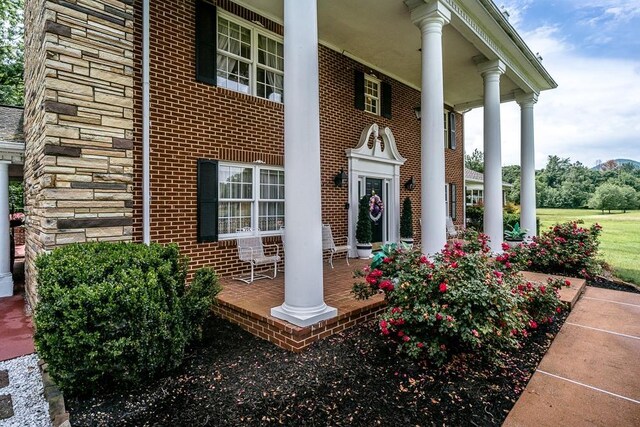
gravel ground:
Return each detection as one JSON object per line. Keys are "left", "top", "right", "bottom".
{"left": 0, "top": 354, "right": 50, "bottom": 427}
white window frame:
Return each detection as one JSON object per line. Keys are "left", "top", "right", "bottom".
{"left": 217, "top": 12, "right": 284, "bottom": 103}
{"left": 218, "top": 162, "right": 285, "bottom": 239}
{"left": 364, "top": 74, "right": 381, "bottom": 115}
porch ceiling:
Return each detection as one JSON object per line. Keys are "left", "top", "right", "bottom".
{"left": 238, "top": 0, "right": 556, "bottom": 110}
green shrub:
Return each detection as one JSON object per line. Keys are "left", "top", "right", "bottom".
{"left": 183, "top": 267, "right": 221, "bottom": 341}
{"left": 353, "top": 233, "right": 563, "bottom": 365}
{"left": 34, "top": 242, "right": 220, "bottom": 395}
{"left": 356, "top": 195, "right": 372, "bottom": 244}
{"left": 502, "top": 220, "right": 603, "bottom": 279}
{"left": 400, "top": 197, "right": 413, "bottom": 239}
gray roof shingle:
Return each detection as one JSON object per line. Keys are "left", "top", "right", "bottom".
{"left": 0, "top": 105, "right": 24, "bottom": 144}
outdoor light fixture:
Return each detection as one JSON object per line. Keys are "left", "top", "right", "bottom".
{"left": 405, "top": 176, "right": 415, "bottom": 191}
{"left": 413, "top": 106, "right": 421, "bottom": 120}
{"left": 334, "top": 168, "right": 348, "bottom": 187}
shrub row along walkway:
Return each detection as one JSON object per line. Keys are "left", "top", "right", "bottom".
{"left": 504, "top": 286, "right": 640, "bottom": 426}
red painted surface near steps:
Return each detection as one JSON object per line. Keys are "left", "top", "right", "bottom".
{"left": 0, "top": 295, "right": 35, "bottom": 361}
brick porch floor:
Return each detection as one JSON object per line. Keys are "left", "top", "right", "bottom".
{"left": 214, "top": 258, "right": 385, "bottom": 352}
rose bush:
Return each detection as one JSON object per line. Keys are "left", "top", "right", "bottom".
{"left": 353, "top": 233, "right": 564, "bottom": 365}
{"left": 500, "top": 220, "right": 603, "bottom": 279}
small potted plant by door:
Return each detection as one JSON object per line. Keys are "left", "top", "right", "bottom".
{"left": 356, "top": 195, "right": 373, "bottom": 258}
{"left": 400, "top": 197, "right": 414, "bottom": 247}
{"left": 504, "top": 222, "right": 527, "bottom": 248}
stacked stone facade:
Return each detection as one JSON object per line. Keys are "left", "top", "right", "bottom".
{"left": 25, "top": 0, "right": 465, "bottom": 300}
{"left": 23, "top": 0, "right": 135, "bottom": 306}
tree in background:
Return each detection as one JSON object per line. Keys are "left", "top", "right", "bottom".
{"left": 465, "top": 148, "right": 484, "bottom": 173}
{"left": 0, "top": 0, "right": 24, "bottom": 106}
{"left": 588, "top": 183, "right": 638, "bottom": 213}
{"left": 619, "top": 185, "right": 639, "bottom": 213}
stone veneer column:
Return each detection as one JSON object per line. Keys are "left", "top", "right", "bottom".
{"left": 516, "top": 92, "right": 538, "bottom": 239}
{"left": 271, "top": 0, "right": 337, "bottom": 327}
{"left": 23, "top": 0, "right": 134, "bottom": 305}
{"left": 409, "top": 1, "right": 451, "bottom": 256}
{"left": 478, "top": 60, "right": 506, "bottom": 253}
{"left": 0, "top": 162, "right": 13, "bottom": 297}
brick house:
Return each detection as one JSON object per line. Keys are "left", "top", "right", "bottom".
{"left": 23, "top": 0, "right": 556, "bottom": 329}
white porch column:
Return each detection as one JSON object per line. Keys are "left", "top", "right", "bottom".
{"left": 271, "top": 0, "right": 336, "bottom": 327}
{"left": 478, "top": 60, "right": 506, "bottom": 253}
{"left": 516, "top": 92, "right": 538, "bottom": 239}
{"left": 0, "top": 162, "right": 13, "bottom": 297}
{"left": 410, "top": 2, "right": 451, "bottom": 256}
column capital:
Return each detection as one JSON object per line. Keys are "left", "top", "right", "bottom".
{"left": 515, "top": 90, "right": 539, "bottom": 107}
{"left": 406, "top": 0, "right": 451, "bottom": 29}
{"left": 477, "top": 59, "right": 506, "bottom": 77}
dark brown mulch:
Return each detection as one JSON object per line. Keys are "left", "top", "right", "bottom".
{"left": 589, "top": 276, "right": 640, "bottom": 294}
{"left": 67, "top": 312, "right": 568, "bottom": 427}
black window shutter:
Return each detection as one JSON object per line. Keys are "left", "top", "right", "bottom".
{"left": 195, "top": 1, "right": 217, "bottom": 86}
{"left": 197, "top": 159, "right": 218, "bottom": 242}
{"left": 354, "top": 70, "right": 365, "bottom": 110}
{"left": 381, "top": 81, "right": 392, "bottom": 119}
{"left": 450, "top": 183, "right": 457, "bottom": 220}
{"left": 448, "top": 112, "right": 457, "bottom": 149}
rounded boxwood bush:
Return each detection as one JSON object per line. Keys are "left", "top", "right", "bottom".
{"left": 34, "top": 242, "right": 220, "bottom": 395}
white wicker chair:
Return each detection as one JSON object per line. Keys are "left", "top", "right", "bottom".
{"left": 233, "top": 228, "right": 281, "bottom": 284}
{"left": 322, "top": 224, "right": 350, "bottom": 268}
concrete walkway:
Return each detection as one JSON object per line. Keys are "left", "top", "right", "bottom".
{"left": 504, "top": 286, "right": 640, "bottom": 426}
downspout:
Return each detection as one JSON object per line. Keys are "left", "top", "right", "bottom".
{"left": 142, "top": 0, "right": 151, "bottom": 244}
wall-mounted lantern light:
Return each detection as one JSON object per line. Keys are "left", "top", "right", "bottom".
{"left": 413, "top": 106, "right": 421, "bottom": 120}
{"left": 334, "top": 168, "right": 348, "bottom": 187}
{"left": 404, "top": 176, "right": 415, "bottom": 191}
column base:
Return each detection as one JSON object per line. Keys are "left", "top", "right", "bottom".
{"left": 271, "top": 302, "right": 337, "bottom": 327}
{"left": 0, "top": 272, "right": 13, "bottom": 298}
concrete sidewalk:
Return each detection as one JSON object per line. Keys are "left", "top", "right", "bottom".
{"left": 504, "top": 286, "right": 640, "bottom": 426}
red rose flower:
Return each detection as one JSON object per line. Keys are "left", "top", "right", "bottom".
{"left": 402, "top": 335, "right": 410, "bottom": 342}
{"left": 436, "top": 313, "right": 443, "bottom": 321}
{"left": 501, "top": 242, "right": 510, "bottom": 251}
{"left": 383, "top": 257, "right": 392, "bottom": 263}
{"left": 417, "top": 342, "right": 424, "bottom": 348}
{"left": 529, "top": 320, "right": 538, "bottom": 329}
{"left": 439, "top": 282, "right": 448, "bottom": 293}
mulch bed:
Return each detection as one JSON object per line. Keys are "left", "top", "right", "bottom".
{"left": 67, "top": 311, "right": 568, "bottom": 427}
{"left": 589, "top": 276, "right": 640, "bottom": 294}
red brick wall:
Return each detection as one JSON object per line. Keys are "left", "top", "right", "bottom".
{"left": 132, "top": 0, "right": 464, "bottom": 278}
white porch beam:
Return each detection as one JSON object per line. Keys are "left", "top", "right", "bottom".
{"left": 516, "top": 91, "right": 538, "bottom": 239}
{"left": 478, "top": 59, "right": 506, "bottom": 253}
{"left": 0, "top": 162, "right": 13, "bottom": 297}
{"left": 409, "top": 1, "right": 451, "bottom": 256}
{"left": 271, "top": 0, "right": 336, "bottom": 327}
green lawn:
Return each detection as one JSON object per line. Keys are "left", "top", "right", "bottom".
{"left": 537, "top": 208, "right": 640, "bottom": 285}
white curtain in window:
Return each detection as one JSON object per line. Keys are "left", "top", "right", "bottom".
{"left": 258, "top": 37, "right": 283, "bottom": 101}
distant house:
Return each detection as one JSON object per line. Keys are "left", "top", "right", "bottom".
{"left": 465, "top": 168, "right": 512, "bottom": 206}
{"left": 0, "top": 105, "right": 24, "bottom": 297}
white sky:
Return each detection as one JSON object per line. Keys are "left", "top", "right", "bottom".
{"left": 464, "top": 0, "right": 640, "bottom": 169}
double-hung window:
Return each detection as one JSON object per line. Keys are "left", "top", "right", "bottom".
{"left": 216, "top": 14, "right": 284, "bottom": 102}
{"left": 364, "top": 75, "right": 380, "bottom": 115}
{"left": 217, "top": 163, "right": 284, "bottom": 238}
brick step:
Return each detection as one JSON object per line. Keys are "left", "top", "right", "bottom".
{"left": 520, "top": 271, "right": 587, "bottom": 309}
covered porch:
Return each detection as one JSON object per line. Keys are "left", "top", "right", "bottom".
{"left": 215, "top": 259, "right": 385, "bottom": 351}
{"left": 239, "top": 0, "right": 556, "bottom": 328}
